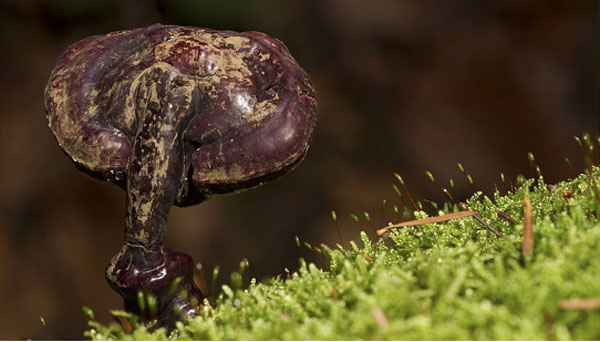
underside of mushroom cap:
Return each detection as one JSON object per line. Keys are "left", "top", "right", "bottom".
{"left": 45, "top": 24, "right": 317, "bottom": 206}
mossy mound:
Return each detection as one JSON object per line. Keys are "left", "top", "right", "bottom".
{"left": 85, "top": 168, "right": 600, "bottom": 340}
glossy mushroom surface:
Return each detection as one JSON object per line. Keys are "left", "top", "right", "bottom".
{"left": 45, "top": 24, "right": 317, "bottom": 328}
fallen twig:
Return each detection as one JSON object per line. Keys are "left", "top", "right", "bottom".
{"left": 522, "top": 198, "right": 534, "bottom": 257}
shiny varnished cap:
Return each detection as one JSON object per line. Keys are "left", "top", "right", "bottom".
{"left": 45, "top": 24, "right": 317, "bottom": 206}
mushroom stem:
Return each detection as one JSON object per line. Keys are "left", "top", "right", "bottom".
{"left": 105, "top": 66, "right": 203, "bottom": 329}
{"left": 125, "top": 66, "right": 197, "bottom": 248}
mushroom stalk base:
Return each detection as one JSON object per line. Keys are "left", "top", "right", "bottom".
{"left": 107, "top": 245, "right": 202, "bottom": 328}
{"left": 105, "top": 67, "right": 203, "bottom": 329}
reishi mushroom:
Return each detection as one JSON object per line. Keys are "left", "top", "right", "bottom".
{"left": 44, "top": 24, "right": 317, "bottom": 328}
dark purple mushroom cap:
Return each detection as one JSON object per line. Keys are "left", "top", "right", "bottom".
{"left": 45, "top": 24, "right": 317, "bottom": 205}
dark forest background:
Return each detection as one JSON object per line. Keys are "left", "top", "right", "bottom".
{"left": 0, "top": 0, "right": 597, "bottom": 339}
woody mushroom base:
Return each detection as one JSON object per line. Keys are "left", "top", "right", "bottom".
{"left": 44, "top": 24, "right": 317, "bottom": 329}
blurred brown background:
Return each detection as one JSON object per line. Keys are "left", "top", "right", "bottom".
{"left": 0, "top": 0, "right": 597, "bottom": 339}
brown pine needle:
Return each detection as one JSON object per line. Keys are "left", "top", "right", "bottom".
{"left": 401, "top": 183, "right": 418, "bottom": 211}
{"left": 280, "top": 313, "right": 291, "bottom": 323}
{"left": 472, "top": 214, "right": 502, "bottom": 237}
{"left": 522, "top": 198, "right": 534, "bottom": 257}
{"left": 116, "top": 316, "right": 133, "bottom": 334}
{"left": 559, "top": 297, "right": 600, "bottom": 311}
{"left": 371, "top": 306, "right": 389, "bottom": 328}
{"left": 332, "top": 284, "right": 340, "bottom": 301}
{"left": 376, "top": 210, "right": 475, "bottom": 236}
{"left": 497, "top": 211, "right": 517, "bottom": 225}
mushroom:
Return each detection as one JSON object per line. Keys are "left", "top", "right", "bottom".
{"left": 44, "top": 24, "right": 317, "bottom": 328}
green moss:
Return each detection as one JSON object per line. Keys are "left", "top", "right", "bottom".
{"left": 85, "top": 168, "right": 600, "bottom": 340}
